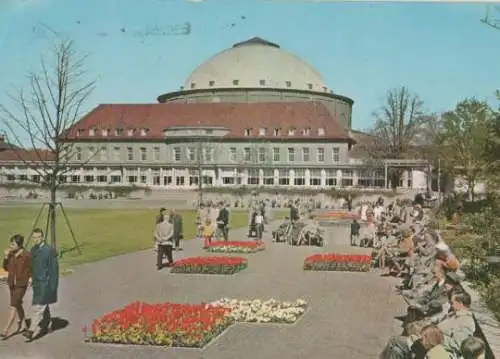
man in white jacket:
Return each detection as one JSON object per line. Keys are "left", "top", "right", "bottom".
{"left": 154, "top": 216, "right": 174, "bottom": 270}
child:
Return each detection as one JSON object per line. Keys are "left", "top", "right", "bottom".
{"left": 203, "top": 219, "right": 214, "bottom": 248}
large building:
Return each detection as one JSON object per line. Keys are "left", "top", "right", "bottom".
{"left": 0, "top": 37, "right": 431, "bottom": 190}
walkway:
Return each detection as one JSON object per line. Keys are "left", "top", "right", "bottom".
{"left": 0, "top": 221, "right": 405, "bottom": 359}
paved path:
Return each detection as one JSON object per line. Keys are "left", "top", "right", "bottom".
{"left": 0, "top": 221, "right": 405, "bottom": 359}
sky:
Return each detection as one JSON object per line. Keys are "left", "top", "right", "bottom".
{"left": 0, "top": 0, "right": 499, "bottom": 132}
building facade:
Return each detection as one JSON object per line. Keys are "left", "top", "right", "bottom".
{"left": 0, "top": 37, "right": 431, "bottom": 191}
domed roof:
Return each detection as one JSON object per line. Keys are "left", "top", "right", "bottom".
{"left": 184, "top": 37, "right": 330, "bottom": 93}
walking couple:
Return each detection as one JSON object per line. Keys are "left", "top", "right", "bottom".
{"left": 2, "top": 228, "right": 59, "bottom": 342}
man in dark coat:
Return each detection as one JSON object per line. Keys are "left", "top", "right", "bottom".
{"left": 216, "top": 202, "right": 230, "bottom": 241}
{"left": 24, "top": 228, "right": 59, "bottom": 341}
{"left": 289, "top": 201, "right": 299, "bottom": 223}
{"left": 170, "top": 209, "right": 184, "bottom": 251}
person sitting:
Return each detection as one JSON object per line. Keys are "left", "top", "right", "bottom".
{"left": 373, "top": 228, "right": 413, "bottom": 273}
{"left": 435, "top": 242, "right": 459, "bottom": 272}
{"left": 461, "top": 336, "right": 486, "bottom": 359}
{"left": 418, "top": 324, "right": 450, "bottom": 359}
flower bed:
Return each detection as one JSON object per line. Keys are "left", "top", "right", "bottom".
{"left": 86, "top": 301, "right": 233, "bottom": 347}
{"left": 210, "top": 298, "right": 307, "bottom": 324}
{"left": 171, "top": 256, "right": 248, "bottom": 275}
{"left": 304, "top": 253, "right": 371, "bottom": 272}
{"left": 205, "top": 241, "right": 265, "bottom": 253}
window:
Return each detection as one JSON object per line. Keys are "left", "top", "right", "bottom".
{"left": 127, "top": 129, "right": 136, "bottom": 137}
{"left": 204, "top": 148, "right": 213, "bottom": 162}
{"left": 341, "top": 169, "right": 353, "bottom": 186}
{"left": 288, "top": 148, "right": 295, "bottom": 162}
{"left": 205, "top": 129, "right": 213, "bottom": 134}
{"left": 113, "top": 147, "right": 120, "bottom": 161}
{"left": 88, "top": 146, "right": 95, "bottom": 160}
{"left": 278, "top": 169, "right": 289, "bottom": 185}
{"left": 173, "top": 147, "right": 181, "bottom": 161}
{"left": 187, "top": 147, "right": 196, "bottom": 162}
{"left": 288, "top": 128, "right": 296, "bottom": 136}
{"left": 317, "top": 147, "right": 325, "bottom": 162}
{"left": 140, "top": 128, "right": 149, "bottom": 136}
{"left": 244, "top": 128, "right": 251, "bottom": 136}
{"left": 190, "top": 82, "right": 196, "bottom": 89}
{"left": 273, "top": 128, "right": 280, "bottom": 136}
{"left": 230, "top": 147, "right": 237, "bottom": 162}
{"left": 89, "top": 128, "right": 96, "bottom": 136}
{"left": 75, "top": 147, "right": 82, "bottom": 161}
{"left": 258, "top": 148, "right": 266, "bottom": 162}
{"left": 99, "top": 147, "right": 107, "bottom": 161}
{"left": 140, "top": 147, "right": 147, "bottom": 161}
{"left": 310, "top": 169, "right": 321, "bottom": 186}
{"left": 102, "top": 129, "right": 109, "bottom": 136}
{"left": 302, "top": 147, "right": 310, "bottom": 162}
{"left": 244, "top": 147, "right": 251, "bottom": 161}
{"left": 273, "top": 148, "right": 280, "bottom": 162}
{"left": 247, "top": 169, "right": 259, "bottom": 185}
{"left": 285, "top": 81, "right": 291, "bottom": 88}
{"left": 259, "top": 128, "right": 267, "bottom": 136}
{"left": 115, "top": 128, "right": 123, "bottom": 136}
{"left": 127, "top": 147, "right": 133, "bottom": 161}
{"left": 259, "top": 79, "right": 266, "bottom": 86}
{"left": 317, "top": 127, "right": 325, "bottom": 136}
{"left": 294, "top": 169, "right": 305, "bottom": 186}
{"left": 307, "top": 83, "right": 313, "bottom": 90}
{"left": 263, "top": 169, "right": 274, "bottom": 185}
{"left": 153, "top": 147, "right": 160, "bottom": 161}
{"left": 209, "top": 81, "right": 215, "bottom": 87}
{"left": 332, "top": 148, "right": 340, "bottom": 163}
{"left": 326, "top": 169, "right": 337, "bottom": 186}
{"left": 303, "top": 127, "right": 311, "bottom": 136}
{"left": 152, "top": 170, "right": 160, "bottom": 185}
{"left": 76, "top": 129, "right": 84, "bottom": 137}
{"left": 232, "top": 79, "right": 239, "bottom": 86}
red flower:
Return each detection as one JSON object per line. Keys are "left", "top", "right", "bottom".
{"left": 173, "top": 256, "right": 247, "bottom": 266}
{"left": 304, "top": 253, "right": 371, "bottom": 264}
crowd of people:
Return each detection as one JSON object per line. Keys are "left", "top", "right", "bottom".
{"left": 354, "top": 197, "right": 488, "bottom": 359}
{"left": 1, "top": 229, "right": 59, "bottom": 342}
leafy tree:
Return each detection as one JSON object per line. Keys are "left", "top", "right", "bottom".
{"left": 440, "top": 99, "right": 495, "bottom": 200}
{"left": 368, "top": 86, "right": 427, "bottom": 189}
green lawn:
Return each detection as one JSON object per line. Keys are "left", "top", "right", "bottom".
{"left": 0, "top": 207, "right": 254, "bottom": 270}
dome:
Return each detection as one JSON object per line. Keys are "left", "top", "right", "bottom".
{"left": 184, "top": 37, "right": 330, "bottom": 93}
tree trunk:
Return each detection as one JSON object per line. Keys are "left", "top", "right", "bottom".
{"left": 49, "top": 186, "right": 57, "bottom": 249}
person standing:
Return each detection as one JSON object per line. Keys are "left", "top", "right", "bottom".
{"left": 216, "top": 202, "right": 230, "bottom": 241}
{"left": 350, "top": 219, "right": 361, "bottom": 246}
{"left": 1, "top": 234, "right": 31, "bottom": 338}
{"left": 154, "top": 215, "right": 174, "bottom": 270}
{"left": 170, "top": 209, "right": 184, "bottom": 251}
{"left": 255, "top": 211, "right": 264, "bottom": 240}
{"left": 24, "top": 228, "right": 59, "bottom": 342}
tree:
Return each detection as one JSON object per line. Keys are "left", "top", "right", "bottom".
{"left": 0, "top": 39, "right": 95, "bottom": 249}
{"left": 484, "top": 95, "right": 500, "bottom": 187}
{"left": 439, "top": 99, "right": 495, "bottom": 200}
{"left": 367, "top": 86, "right": 427, "bottom": 189}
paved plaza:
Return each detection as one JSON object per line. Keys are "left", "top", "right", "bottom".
{"left": 0, "top": 221, "right": 406, "bottom": 359}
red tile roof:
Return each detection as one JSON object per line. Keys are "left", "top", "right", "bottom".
{"left": 0, "top": 149, "right": 54, "bottom": 162}
{"left": 63, "top": 102, "right": 350, "bottom": 141}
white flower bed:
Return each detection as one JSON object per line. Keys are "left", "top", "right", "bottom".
{"left": 210, "top": 298, "right": 307, "bottom": 324}
{"left": 207, "top": 246, "right": 263, "bottom": 253}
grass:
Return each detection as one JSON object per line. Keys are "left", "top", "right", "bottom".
{"left": 0, "top": 207, "right": 255, "bottom": 270}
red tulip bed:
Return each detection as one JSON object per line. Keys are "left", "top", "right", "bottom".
{"left": 205, "top": 240, "right": 265, "bottom": 253}
{"left": 304, "top": 253, "right": 371, "bottom": 272}
{"left": 85, "top": 301, "right": 233, "bottom": 348}
{"left": 170, "top": 256, "right": 248, "bottom": 275}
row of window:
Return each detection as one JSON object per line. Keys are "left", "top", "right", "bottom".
{"left": 74, "top": 146, "right": 341, "bottom": 163}
{"left": 75, "top": 126, "right": 325, "bottom": 138}
{"left": 244, "top": 127, "right": 325, "bottom": 137}
{"left": 187, "top": 80, "right": 330, "bottom": 93}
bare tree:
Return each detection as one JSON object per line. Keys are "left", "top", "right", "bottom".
{"left": 0, "top": 39, "right": 95, "bottom": 249}
{"left": 367, "top": 86, "right": 427, "bottom": 189}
